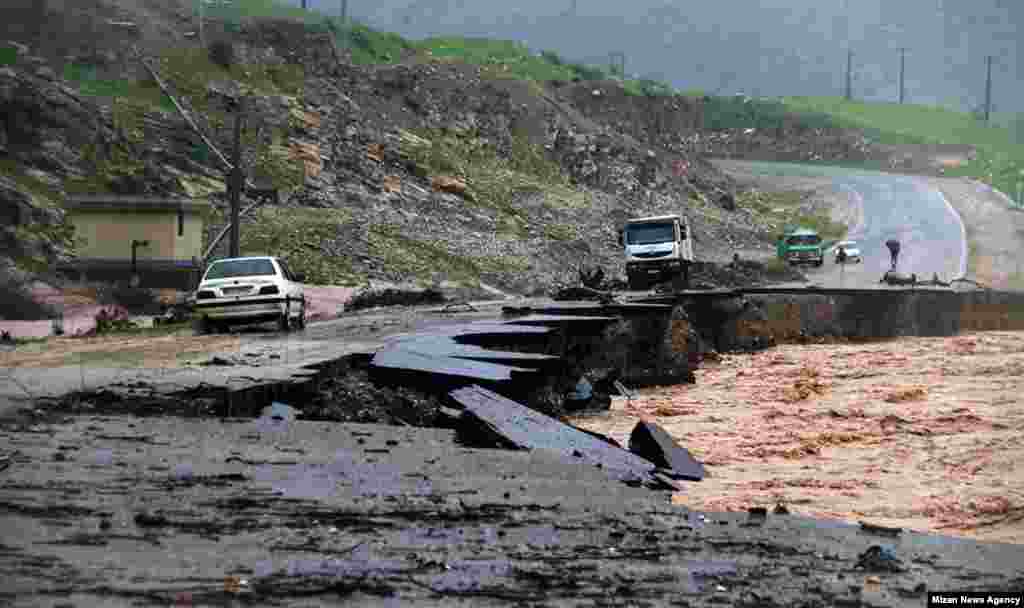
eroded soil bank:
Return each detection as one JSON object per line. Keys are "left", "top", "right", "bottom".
{"left": 572, "top": 330, "right": 1024, "bottom": 544}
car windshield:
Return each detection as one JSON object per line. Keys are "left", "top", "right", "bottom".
{"left": 626, "top": 223, "right": 675, "bottom": 245}
{"left": 787, "top": 234, "right": 821, "bottom": 246}
{"left": 204, "top": 259, "right": 277, "bottom": 280}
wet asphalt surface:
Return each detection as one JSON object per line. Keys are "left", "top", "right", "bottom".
{"left": 719, "top": 162, "right": 968, "bottom": 288}
{"left": 3, "top": 408, "right": 1024, "bottom": 607}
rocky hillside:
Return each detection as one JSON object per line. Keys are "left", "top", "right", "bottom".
{"left": 0, "top": 6, "right": 848, "bottom": 301}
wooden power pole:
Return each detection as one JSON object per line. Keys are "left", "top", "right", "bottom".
{"left": 844, "top": 50, "right": 853, "bottom": 101}
{"left": 898, "top": 47, "right": 906, "bottom": 104}
{"left": 984, "top": 55, "right": 993, "bottom": 123}
{"left": 228, "top": 102, "right": 245, "bottom": 258}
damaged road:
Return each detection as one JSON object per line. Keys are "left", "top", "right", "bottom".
{"left": 3, "top": 299, "right": 1024, "bottom": 606}
{"left": 3, "top": 413, "right": 1024, "bottom": 607}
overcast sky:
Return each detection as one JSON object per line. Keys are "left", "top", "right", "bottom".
{"left": 305, "top": 0, "right": 1020, "bottom": 114}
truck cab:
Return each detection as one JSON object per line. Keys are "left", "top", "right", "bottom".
{"left": 777, "top": 227, "right": 824, "bottom": 267}
{"left": 620, "top": 214, "right": 694, "bottom": 290}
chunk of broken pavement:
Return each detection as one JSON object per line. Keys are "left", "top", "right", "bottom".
{"left": 134, "top": 510, "right": 170, "bottom": 527}
{"left": 449, "top": 385, "right": 674, "bottom": 490}
{"left": 627, "top": 420, "right": 705, "bottom": 481}
{"left": 262, "top": 401, "right": 299, "bottom": 422}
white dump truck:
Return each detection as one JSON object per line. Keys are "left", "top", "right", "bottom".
{"left": 619, "top": 214, "right": 694, "bottom": 290}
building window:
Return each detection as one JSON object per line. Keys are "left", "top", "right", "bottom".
{"left": 177, "top": 208, "right": 184, "bottom": 237}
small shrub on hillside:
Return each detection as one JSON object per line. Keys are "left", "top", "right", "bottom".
{"left": 569, "top": 63, "right": 606, "bottom": 81}
{"left": 208, "top": 40, "right": 236, "bottom": 69}
{"left": 540, "top": 50, "right": 563, "bottom": 66}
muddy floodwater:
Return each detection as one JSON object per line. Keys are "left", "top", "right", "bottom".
{"left": 572, "top": 330, "right": 1024, "bottom": 544}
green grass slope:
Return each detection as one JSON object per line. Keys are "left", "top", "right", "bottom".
{"left": 781, "top": 96, "right": 1024, "bottom": 198}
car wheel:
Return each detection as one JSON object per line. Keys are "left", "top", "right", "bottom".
{"left": 295, "top": 301, "right": 307, "bottom": 330}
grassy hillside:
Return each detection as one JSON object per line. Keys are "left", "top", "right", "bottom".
{"left": 780, "top": 96, "right": 1024, "bottom": 198}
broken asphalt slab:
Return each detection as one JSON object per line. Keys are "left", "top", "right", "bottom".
{"left": 449, "top": 385, "right": 679, "bottom": 491}
{"left": 629, "top": 420, "right": 706, "bottom": 481}
{"left": 2, "top": 414, "right": 1024, "bottom": 606}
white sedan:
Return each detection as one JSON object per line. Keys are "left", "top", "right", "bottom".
{"left": 192, "top": 256, "right": 306, "bottom": 334}
{"left": 831, "top": 240, "right": 862, "bottom": 263}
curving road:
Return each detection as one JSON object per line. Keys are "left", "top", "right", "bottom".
{"left": 716, "top": 162, "right": 968, "bottom": 288}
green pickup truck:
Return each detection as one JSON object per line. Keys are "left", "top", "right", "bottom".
{"left": 777, "top": 228, "right": 825, "bottom": 267}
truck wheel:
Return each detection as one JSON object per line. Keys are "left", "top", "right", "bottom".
{"left": 193, "top": 316, "right": 210, "bottom": 335}
{"left": 627, "top": 274, "right": 646, "bottom": 291}
{"left": 815, "top": 259, "right": 823, "bottom": 267}
{"left": 295, "top": 301, "right": 307, "bottom": 331}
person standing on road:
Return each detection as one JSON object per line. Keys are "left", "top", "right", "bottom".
{"left": 885, "top": 239, "right": 900, "bottom": 269}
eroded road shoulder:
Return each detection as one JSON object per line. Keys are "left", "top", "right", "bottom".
{"left": 931, "top": 178, "right": 1024, "bottom": 289}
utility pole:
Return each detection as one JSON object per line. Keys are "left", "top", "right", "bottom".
{"left": 844, "top": 50, "right": 853, "bottom": 101}
{"left": 898, "top": 47, "right": 906, "bottom": 104}
{"left": 340, "top": 0, "right": 348, "bottom": 49}
{"left": 984, "top": 55, "right": 993, "bottom": 123}
{"left": 228, "top": 100, "right": 245, "bottom": 258}
{"left": 609, "top": 51, "right": 625, "bottom": 78}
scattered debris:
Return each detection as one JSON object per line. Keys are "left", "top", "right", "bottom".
{"left": 627, "top": 421, "right": 706, "bottom": 481}
{"left": 856, "top": 545, "right": 904, "bottom": 573}
{"left": 859, "top": 521, "right": 902, "bottom": 538}
{"left": 201, "top": 356, "right": 235, "bottom": 367}
{"left": 564, "top": 376, "right": 594, "bottom": 411}
{"left": 133, "top": 510, "right": 171, "bottom": 528}
{"left": 382, "top": 174, "right": 402, "bottom": 193}
{"left": 773, "top": 504, "right": 790, "bottom": 515}
{"left": 262, "top": 402, "right": 299, "bottom": 423}
{"left": 439, "top": 301, "right": 478, "bottom": 313}
{"left": 781, "top": 366, "right": 828, "bottom": 402}
{"left": 345, "top": 288, "right": 446, "bottom": 311}
{"left": 745, "top": 507, "right": 768, "bottom": 526}
{"left": 366, "top": 142, "right": 384, "bottom": 162}
{"left": 880, "top": 271, "right": 918, "bottom": 286}
{"left": 884, "top": 387, "right": 927, "bottom": 403}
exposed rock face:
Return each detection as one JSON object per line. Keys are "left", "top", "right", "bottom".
{"left": 0, "top": 63, "right": 116, "bottom": 179}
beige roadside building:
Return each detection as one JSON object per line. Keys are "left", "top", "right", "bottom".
{"left": 61, "top": 195, "right": 210, "bottom": 289}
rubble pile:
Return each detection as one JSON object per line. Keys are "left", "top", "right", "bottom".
{"left": 672, "top": 259, "right": 806, "bottom": 290}
{"left": 302, "top": 367, "right": 445, "bottom": 426}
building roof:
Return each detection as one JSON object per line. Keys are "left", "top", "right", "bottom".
{"left": 65, "top": 195, "right": 211, "bottom": 212}
{"left": 784, "top": 227, "right": 820, "bottom": 235}
{"left": 626, "top": 214, "right": 682, "bottom": 224}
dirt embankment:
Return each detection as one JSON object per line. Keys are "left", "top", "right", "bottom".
{"left": 573, "top": 330, "right": 1024, "bottom": 544}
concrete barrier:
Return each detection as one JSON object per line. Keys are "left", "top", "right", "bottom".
{"left": 746, "top": 289, "right": 1024, "bottom": 341}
